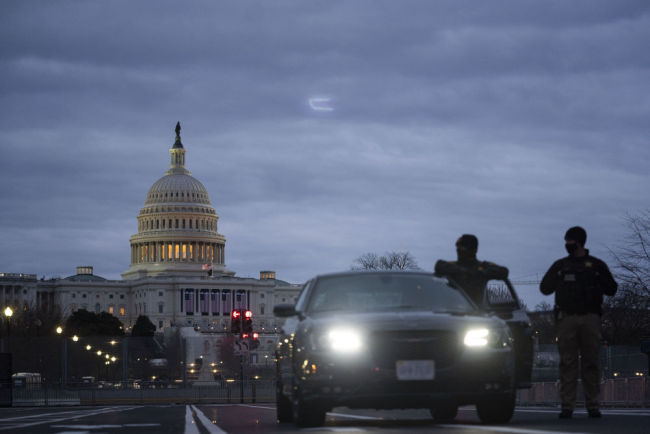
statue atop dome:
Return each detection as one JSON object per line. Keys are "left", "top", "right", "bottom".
{"left": 173, "top": 121, "right": 184, "bottom": 149}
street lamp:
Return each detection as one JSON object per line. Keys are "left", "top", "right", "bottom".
{"left": 72, "top": 335, "right": 79, "bottom": 342}
{"left": 55, "top": 326, "right": 67, "bottom": 387}
{"left": 3, "top": 307, "right": 13, "bottom": 353}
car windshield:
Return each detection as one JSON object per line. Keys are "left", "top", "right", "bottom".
{"left": 307, "top": 273, "right": 475, "bottom": 314}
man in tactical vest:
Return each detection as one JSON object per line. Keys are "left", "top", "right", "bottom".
{"left": 540, "top": 226, "right": 617, "bottom": 419}
{"left": 434, "top": 234, "right": 509, "bottom": 306}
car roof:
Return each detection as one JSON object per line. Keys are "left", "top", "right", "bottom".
{"left": 312, "top": 270, "right": 438, "bottom": 280}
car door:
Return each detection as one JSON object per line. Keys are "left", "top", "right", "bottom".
{"left": 484, "top": 279, "right": 534, "bottom": 388}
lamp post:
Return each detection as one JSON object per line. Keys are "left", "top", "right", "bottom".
{"left": 56, "top": 326, "right": 67, "bottom": 387}
{"left": 2, "top": 307, "right": 13, "bottom": 353}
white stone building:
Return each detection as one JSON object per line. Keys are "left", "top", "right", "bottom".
{"left": 1, "top": 124, "right": 302, "bottom": 365}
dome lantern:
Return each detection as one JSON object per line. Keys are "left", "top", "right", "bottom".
{"left": 168, "top": 121, "right": 189, "bottom": 175}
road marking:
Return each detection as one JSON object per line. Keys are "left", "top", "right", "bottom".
{"left": 238, "top": 404, "right": 276, "bottom": 411}
{"left": 326, "top": 412, "right": 382, "bottom": 420}
{"left": 438, "top": 424, "right": 591, "bottom": 434}
{"left": 0, "top": 408, "right": 116, "bottom": 422}
{"left": 190, "top": 405, "right": 227, "bottom": 434}
{"left": 303, "top": 429, "right": 364, "bottom": 432}
{"left": 51, "top": 425, "right": 122, "bottom": 429}
{"left": 185, "top": 405, "right": 200, "bottom": 434}
{"left": 55, "top": 432, "right": 90, "bottom": 434}
{"left": 124, "top": 423, "right": 162, "bottom": 427}
{"left": 516, "top": 408, "right": 650, "bottom": 417}
{"left": 0, "top": 407, "right": 137, "bottom": 431}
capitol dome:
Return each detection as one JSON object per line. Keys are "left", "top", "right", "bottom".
{"left": 145, "top": 174, "right": 210, "bottom": 206}
{"left": 122, "top": 123, "right": 233, "bottom": 280}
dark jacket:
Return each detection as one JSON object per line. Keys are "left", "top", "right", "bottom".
{"left": 435, "top": 258, "right": 509, "bottom": 306}
{"left": 540, "top": 250, "right": 617, "bottom": 315}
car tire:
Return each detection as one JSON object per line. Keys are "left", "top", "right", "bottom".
{"left": 292, "top": 391, "right": 326, "bottom": 427}
{"left": 430, "top": 403, "right": 458, "bottom": 422}
{"left": 476, "top": 392, "right": 515, "bottom": 424}
{"left": 276, "top": 381, "right": 293, "bottom": 423}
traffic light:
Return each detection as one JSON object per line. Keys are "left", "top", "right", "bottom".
{"left": 243, "top": 310, "right": 253, "bottom": 333}
{"left": 251, "top": 332, "right": 260, "bottom": 349}
{"left": 231, "top": 310, "right": 241, "bottom": 333}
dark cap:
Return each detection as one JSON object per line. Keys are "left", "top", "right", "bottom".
{"left": 456, "top": 234, "right": 478, "bottom": 251}
{"left": 564, "top": 226, "right": 587, "bottom": 245}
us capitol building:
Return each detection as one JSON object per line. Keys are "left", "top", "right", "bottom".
{"left": 1, "top": 123, "right": 302, "bottom": 364}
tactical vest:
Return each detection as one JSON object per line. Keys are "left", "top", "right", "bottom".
{"left": 555, "top": 258, "right": 604, "bottom": 315}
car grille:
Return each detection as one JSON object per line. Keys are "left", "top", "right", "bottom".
{"left": 369, "top": 330, "right": 460, "bottom": 369}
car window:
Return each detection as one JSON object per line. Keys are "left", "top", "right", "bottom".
{"left": 306, "top": 273, "right": 475, "bottom": 314}
{"left": 484, "top": 279, "right": 520, "bottom": 309}
{"left": 296, "top": 280, "right": 313, "bottom": 311}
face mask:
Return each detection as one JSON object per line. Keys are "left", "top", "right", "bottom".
{"left": 565, "top": 243, "right": 578, "bottom": 255}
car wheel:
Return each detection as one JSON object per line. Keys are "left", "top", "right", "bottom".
{"left": 276, "top": 381, "right": 293, "bottom": 423}
{"left": 476, "top": 393, "right": 515, "bottom": 424}
{"left": 430, "top": 403, "right": 458, "bottom": 422}
{"left": 292, "top": 391, "right": 326, "bottom": 427}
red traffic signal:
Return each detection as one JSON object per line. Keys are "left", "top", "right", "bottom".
{"left": 252, "top": 332, "right": 259, "bottom": 340}
{"left": 232, "top": 310, "right": 241, "bottom": 319}
{"left": 244, "top": 310, "right": 252, "bottom": 319}
{"left": 241, "top": 333, "right": 249, "bottom": 339}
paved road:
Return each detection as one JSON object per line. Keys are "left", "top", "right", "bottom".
{"left": 0, "top": 405, "right": 648, "bottom": 433}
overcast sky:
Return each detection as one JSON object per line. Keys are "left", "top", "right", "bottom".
{"left": 1, "top": 0, "right": 648, "bottom": 309}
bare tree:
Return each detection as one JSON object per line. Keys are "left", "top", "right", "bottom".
{"left": 610, "top": 210, "right": 650, "bottom": 296}
{"left": 352, "top": 252, "right": 380, "bottom": 270}
{"left": 352, "top": 251, "right": 419, "bottom": 270}
{"left": 600, "top": 211, "right": 650, "bottom": 344}
{"left": 602, "top": 285, "right": 650, "bottom": 345}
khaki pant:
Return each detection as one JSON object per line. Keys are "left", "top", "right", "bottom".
{"left": 556, "top": 313, "right": 601, "bottom": 410}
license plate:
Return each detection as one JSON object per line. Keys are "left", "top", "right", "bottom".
{"left": 396, "top": 360, "right": 435, "bottom": 380}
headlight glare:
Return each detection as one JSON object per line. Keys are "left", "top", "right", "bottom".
{"left": 464, "top": 328, "right": 489, "bottom": 347}
{"left": 327, "top": 328, "right": 362, "bottom": 353}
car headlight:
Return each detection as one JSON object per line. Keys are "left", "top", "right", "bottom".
{"left": 464, "top": 328, "right": 489, "bottom": 347}
{"left": 464, "top": 328, "right": 509, "bottom": 348}
{"left": 314, "top": 328, "right": 363, "bottom": 353}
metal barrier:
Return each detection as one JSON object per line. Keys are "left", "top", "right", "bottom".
{"left": 517, "top": 377, "right": 650, "bottom": 407}
{"left": 10, "top": 380, "right": 276, "bottom": 406}
{"left": 10, "top": 377, "right": 650, "bottom": 407}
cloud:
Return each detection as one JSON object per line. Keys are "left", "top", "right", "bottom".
{"left": 1, "top": 0, "right": 649, "bottom": 309}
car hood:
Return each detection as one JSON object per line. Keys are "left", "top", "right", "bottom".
{"left": 304, "top": 310, "right": 506, "bottom": 333}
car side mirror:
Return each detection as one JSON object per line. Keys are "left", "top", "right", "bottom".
{"left": 274, "top": 304, "right": 299, "bottom": 318}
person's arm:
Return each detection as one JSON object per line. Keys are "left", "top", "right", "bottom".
{"left": 596, "top": 260, "right": 618, "bottom": 296}
{"left": 540, "top": 260, "right": 561, "bottom": 295}
{"left": 481, "top": 262, "right": 509, "bottom": 280}
{"left": 435, "top": 260, "right": 462, "bottom": 277}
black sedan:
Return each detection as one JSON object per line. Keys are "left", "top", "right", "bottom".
{"left": 274, "top": 271, "right": 532, "bottom": 427}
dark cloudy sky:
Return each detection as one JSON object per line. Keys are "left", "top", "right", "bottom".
{"left": 1, "top": 0, "right": 648, "bottom": 308}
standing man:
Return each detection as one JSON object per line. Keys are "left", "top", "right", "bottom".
{"left": 540, "top": 226, "right": 617, "bottom": 419}
{"left": 435, "top": 234, "right": 509, "bottom": 306}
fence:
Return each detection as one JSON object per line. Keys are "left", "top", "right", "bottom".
{"left": 532, "top": 344, "right": 648, "bottom": 382}
{"left": 5, "top": 378, "right": 650, "bottom": 407}
{"left": 10, "top": 380, "right": 276, "bottom": 406}
{"left": 517, "top": 377, "right": 650, "bottom": 407}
